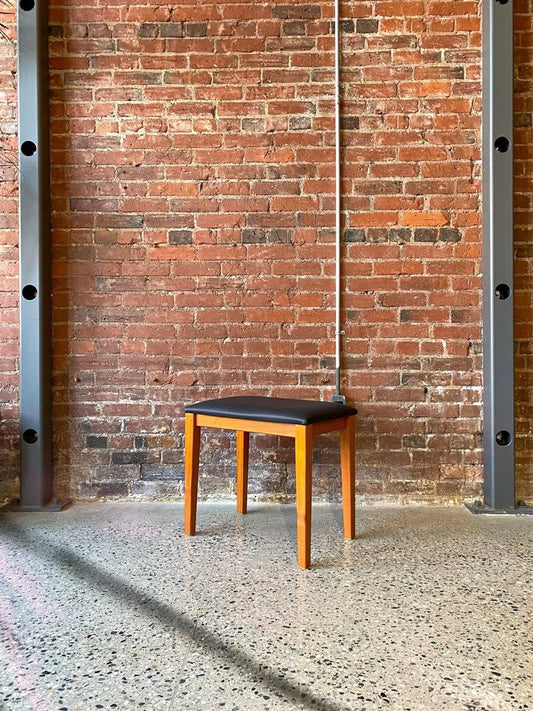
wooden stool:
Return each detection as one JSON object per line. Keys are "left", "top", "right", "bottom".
{"left": 183, "top": 396, "right": 357, "bottom": 568}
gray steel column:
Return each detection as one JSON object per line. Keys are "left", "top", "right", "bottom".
{"left": 17, "top": 0, "right": 60, "bottom": 510}
{"left": 479, "top": 0, "right": 516, "bottom": 511}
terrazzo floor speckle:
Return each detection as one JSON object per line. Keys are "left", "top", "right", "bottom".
{"left": 0, "top": 502, "right": 531, "bottom": 711}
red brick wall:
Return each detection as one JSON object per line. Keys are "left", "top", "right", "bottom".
{"left": 1, "top": 0, "right": 529, "bottom": 505}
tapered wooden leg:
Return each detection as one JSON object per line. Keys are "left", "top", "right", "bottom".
{"left": 340, "top": 415, "right": 356, "bottom": 539}
{"left": 184, "top": 413, "right": 201, "bottom": 535}
{"left": 236, "top": 430, "right": 249, "bottom": 514}
{"left": 295, "top": 425, "right": 313, "bottom": 569}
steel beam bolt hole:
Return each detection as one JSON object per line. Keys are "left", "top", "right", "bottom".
{"left": 495, "top": 283, "right": 511, "bottom": 300}
{"left": 495, "top": 0, "right": 509, "bottom": 4}
{"left": 495, "top": 430, "right": 512, "bottom": 446}
{"left": 19, "top": 0, "right": 35, "bottom": 9}
{"left": 21, "top": 141, "right": 37, "bottom": 156}
{"left": 22, "top": 284, "right": 38, "bottom": 300}
{"left": 22, "top": 429, "right": 38, "bottom": 444}
{"left": 494, "top": 137, "right": 510, "bottom": 153}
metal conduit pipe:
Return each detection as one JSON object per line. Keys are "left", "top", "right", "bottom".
{"left": 331, "top": 0, "right": 346, "bottom": 404}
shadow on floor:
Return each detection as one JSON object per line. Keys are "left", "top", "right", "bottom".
{"left": 1, "top": 517, "right": 345, "bottom": 711}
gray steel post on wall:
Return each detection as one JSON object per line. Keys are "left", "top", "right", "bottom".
{"left": 17, "top": 0, "right": 61, "bottom": 510}
{"left": 480, "top": 0, "right": 516, "bottom": 511}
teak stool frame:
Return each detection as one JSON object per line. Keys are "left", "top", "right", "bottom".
{"left": 184, "top": 412, "right": 356, "bottom": 569}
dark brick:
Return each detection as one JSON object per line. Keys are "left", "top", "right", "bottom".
{"left": 283, "top": 21, "right": 306, "bottom": 36}
{"left": 403, "top": 435, "right": 427, "bottom": 449}
{"left": 389, "top": 228, "right": 412, "bottom": 243}
{"left": 86, "top": 436, "right": 108, "bottom": 449}
{"left": 443, "top": 66, "right": 465, "bottom": 79}
{"left": 141, "top": 464, "right": 183, "bottom": 481}
{"left": 160, "top": 22, "right": 183, "bottom": 38}
{"left": 273, "top": 5, "right": 321, "bottom": 19}
{"left": 342, "top": 115, "right": 359, "bottom": 130}
{"left": 440, "top": 227, "right": 461, "bottom": 243}
{"left": 169, "top": 229, "right": 193, "bottom": 245}
{"left": 332, "top": 20, "right": 355, "bottom": 34}
{"left": 403, "top": 372, "right": 436, "bottom": 386}
{"left": 138, "top": 73, "right": 162, "bottom": 85}
{"left": 93, "top": 483, "right": 130, "bottom": 498}
{"left": 356, "top": 19, "right": 379, "bottom": 33}
{"left": 185, "top": 22, "right": 207, "bottom": 37}
{"left": 414, "top": 228, "right": 439, "bottom": 243}
{"left": 111, "top": 451, "right": 148, "bottom": 465}
{"left": 344, "top": 228, "right": 366, "bottom": 243}
{"left": 400, "top": 309, "right": 412, "bottom": 323}
{"left": 300, "top": 372, "right": 332, "bottom": 386}
{"left": 131, "top": 481, "right": 184, "bottom": 497}
{"left": 242, "top": 228, "right": 266, "bottom": 244}
{"left": 267, "top": 228, "right": 291, "bottom": 244}
{"left": 242, "top": 118, "right": 265, "bottom": 132}
{"left": 139, "top": 23, "right": 159, "bottom": 38}
{"left": 265, "top": 167, "right": 282, "bottom": 180}
{"left": 95, "top": 214, "right": 144, "bottom": 229}
{"left": 289, "top": 116, "right": 312, "bottom": 130}
{"left": 49, "top": 25, "right": 63, "bottom": 38}
{"left": 357, "top": 180, "right": 402, "bottom": 195}
{"left": 451, "top": 309, "right": 473, "bottom": 323}
{"left": 515, "top": 113, "right": 532, "bottom": 128}
{"left": 135, "top": 436, "right": 147, "bottom": 449}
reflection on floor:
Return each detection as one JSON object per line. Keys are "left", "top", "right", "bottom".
{"left": 0, "top": 502, "right": 531, "bottom": 711}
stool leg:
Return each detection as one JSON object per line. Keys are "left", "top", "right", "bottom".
{"left": 340, "top": 415, "right": 356, "bottom": 539}
{"left": 236, "top": 430, "right": 249, "bottom": 514}
{"left": 184, "top": 413, "right": 200, "bottom": 535}
{"left": 295, "top": 425, "right": 312, "bottom": 569}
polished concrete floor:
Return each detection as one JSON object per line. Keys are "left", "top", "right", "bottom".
{"left": 0, "top": 502, "right": 531, "bottom": 711}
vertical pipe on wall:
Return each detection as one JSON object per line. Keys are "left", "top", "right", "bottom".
{"left": 480, "top": 0, "right": 516, "bottom": 510}
{"left": 332, "top": 0, "right": 345, "bottom": 404}
{"left": 17, "top": 0, "right": 61, "bottom": 510}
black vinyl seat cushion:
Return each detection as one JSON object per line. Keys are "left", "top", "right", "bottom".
{"left": 185, "top": 396, "right": 358, "bottom": 426}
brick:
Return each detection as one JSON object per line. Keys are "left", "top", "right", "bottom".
{"left": 242, "top": 229, "right": 266, "bottom": 244}
{"left": 357, "top": 19, "right": 379, "bottom": 33}
{"left": 141, "top": 465, "right": 183, "bottom": 481}
{"left": 111, "top": 452, "right": 149, "bottom": 465}
{"left": 272, "top": 6, "right": 321, "bottom": 20}
{"left": 184, "top": 22, "right": 208, "bottom": 37}
{"left": 168, "top": 229, "right": 193, "bottom": 245}
{"left": 440, "top": 227, "right": 461, "bottom": 243}
{"left": 283, "top": 21, "right": 306, "bottom": 36}
{"left": 340, "top": 20, "right": 356, "bottom": 33}
{"left": 401, "top": 212, "right": 449, "bottom": 227}
{"left": 343, "top": 229, "right": 366, "bottom": 243}
{"left": 414, "top": 228, "right": 439, "bottom": 243}
{"left": 139, "top": 23, "right": 159, "bottom": 38}
{"left": 160, "top": 22, "right": 183, "bottom": 38}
